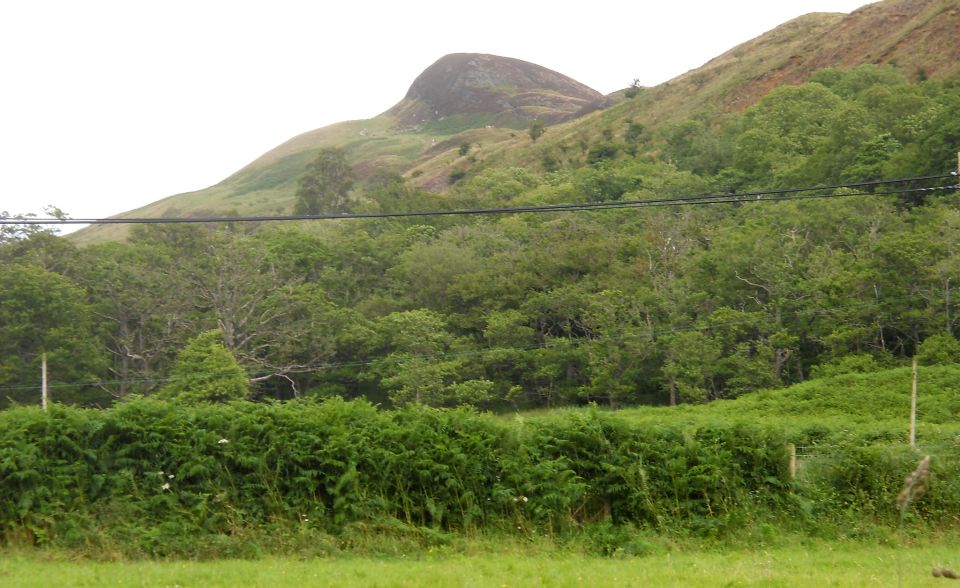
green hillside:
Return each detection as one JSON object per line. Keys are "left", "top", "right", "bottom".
{"left": 611, "top": 364, "right": 960, "bottom": 446}
{"left": 69, "top": 117, "right": 518, "bottom": 244}
{"left": 6, "top": 57, "right": 960, "bottom": 412}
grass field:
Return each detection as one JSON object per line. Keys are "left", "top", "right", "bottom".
{"left": 3, "top": 540, "right": 960, "bottom": 587}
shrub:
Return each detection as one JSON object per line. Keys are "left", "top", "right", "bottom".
{"left": 154, "top": 330, "right": 249, "bottom": 404}
{"left": 448, "top": 169, "right": 466, "bottom": 184}
{"left": 917, "top": 333, "right": 960, "bottom": 366}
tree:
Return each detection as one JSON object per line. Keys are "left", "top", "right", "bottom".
{"left": 529, "top": 119, "right": 545, "bottom": 142}
{"left": 387, "top": 229, "right": 484, "bottom": 310}
{"left": 179, "top": 228, "right": 358, "bottom": 397}
{"left": 733, "top": 83, "right": 851, "bottom": 186}
{"left": 248, "top": 282, "right": 376, "bottom": 399}
{"left": 841, "top": 132, "right": 902, "bottom": 182}
{"left": 0, "top": 232, "right": 79, "bottom": 274}
{"left": 0, "top": 265, "right": 106, "bottom": 407}
{"left": 368, "top": 309, "right": 492, "bottom": 407}
{"left": 662, "top": 331, "right": 721, "bottom": 405}
{"left": 74, "top": 240, "right": 194, "bottom": 398}
{"left": 294, "top": 147, "right": 355, "bottom": 215}
{"left": 0, "top": 206, "right": 65, "bottom": 246}
{"left": 365, "top": 170, "right": 413, "bottom": 213}
{"left": 155, "top": 330, "right": 248, "bottom": 404}
{"left": 579, "top": 289, "right": 659, "bottom": 407}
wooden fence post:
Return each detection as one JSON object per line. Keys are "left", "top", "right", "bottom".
{"left": 41, "top": 352, "right": 48, "bottom": 411}
{"left": 787, "top": 443, "right": 796, "bottom": 480}
{"left": 910, "top": 356, "right": 918, "bottom": 450}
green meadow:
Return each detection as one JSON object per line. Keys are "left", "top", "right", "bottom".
{"left": 4, "top": 539, "right": 960, "bottom": 587}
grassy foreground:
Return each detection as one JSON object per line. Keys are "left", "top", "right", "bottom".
{"left": 3, "top": 540, "right": 960, "bottom": 587}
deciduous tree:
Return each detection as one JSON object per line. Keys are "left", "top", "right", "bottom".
{"left": 294, "top": 147, "right": 355, "bottom": 215}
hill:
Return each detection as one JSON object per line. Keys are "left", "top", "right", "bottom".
{"left": 70, "top": 54, "right": 603, "bottom": 244}
{"left": 70, "top": 0, "right": 960, "bottom": 245}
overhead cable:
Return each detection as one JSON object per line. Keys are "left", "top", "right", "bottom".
{"left": 2, "top": 173, "right": 956, "bottom": 226}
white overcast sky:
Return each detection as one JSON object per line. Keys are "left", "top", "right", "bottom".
{"left": 0, "top": 0, "right": 869, "bottom": 231}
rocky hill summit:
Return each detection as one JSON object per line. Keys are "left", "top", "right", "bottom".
{"left": 387, "top": 53, "right": 606, "bottom": 128}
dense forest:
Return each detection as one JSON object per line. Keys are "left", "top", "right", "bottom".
{"left": 2, "top": 65, "right": 960, "bottom": 411}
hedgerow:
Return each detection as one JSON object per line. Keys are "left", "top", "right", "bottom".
{"left": 0, "top": 397, "right": 954, "bottom": 557}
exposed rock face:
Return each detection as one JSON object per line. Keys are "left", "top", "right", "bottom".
{"left": 387, "top": 53, "right": 605, "bottom": 128}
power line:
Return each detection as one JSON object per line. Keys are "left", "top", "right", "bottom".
{"left": 3, "top": 173, "right": 956, "bottom": 226}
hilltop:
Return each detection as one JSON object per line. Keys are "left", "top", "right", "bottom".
{"left": 387, "top": 53, "right": 606, "bottom": 128}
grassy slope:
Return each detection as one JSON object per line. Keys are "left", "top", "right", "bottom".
{"left": 70, "top": 115, "right": 517, "bottom": 244}
{"left": 526, "top": 364, "right": 960, "bottom": 449}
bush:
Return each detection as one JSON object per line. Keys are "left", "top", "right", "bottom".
{"left": 810, "top": 353, "right": 892, "bottom": 378}
{"left": 917, "top": 333, "right": 960, "bottom": 366}
{"left": 448, "top": 169, "right": 466, "bottom": 184}
{"left": 154, "top": 330, "right": 249, "bottom": 404}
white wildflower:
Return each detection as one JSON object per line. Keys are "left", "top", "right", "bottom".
{"left": 218, "top": 438, "right": 229, "bottom": 444}
{"left": 168, "top": 474, "right": 175, "bottom": 479}
{"left": 161, "top": 482, "right": 170, "bottom": 491}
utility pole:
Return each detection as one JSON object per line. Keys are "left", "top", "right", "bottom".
{"left": 947, "top": 277, "right": 952, "bottom": 334}
{"left": 41, "top": 352, "right": 48, "bottom": 411}
{"left": 949, "top": 151, "right": 959, "bottom": 335}
{"left": 910, "top": 356, "right": 918, "bottom": 450}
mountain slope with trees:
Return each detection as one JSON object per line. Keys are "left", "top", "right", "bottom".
{"left": 3, "top": 0, "right": 960, "bottom": 410}
{"left": 4, "top": 63, "right": 960, "bottom": 409}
